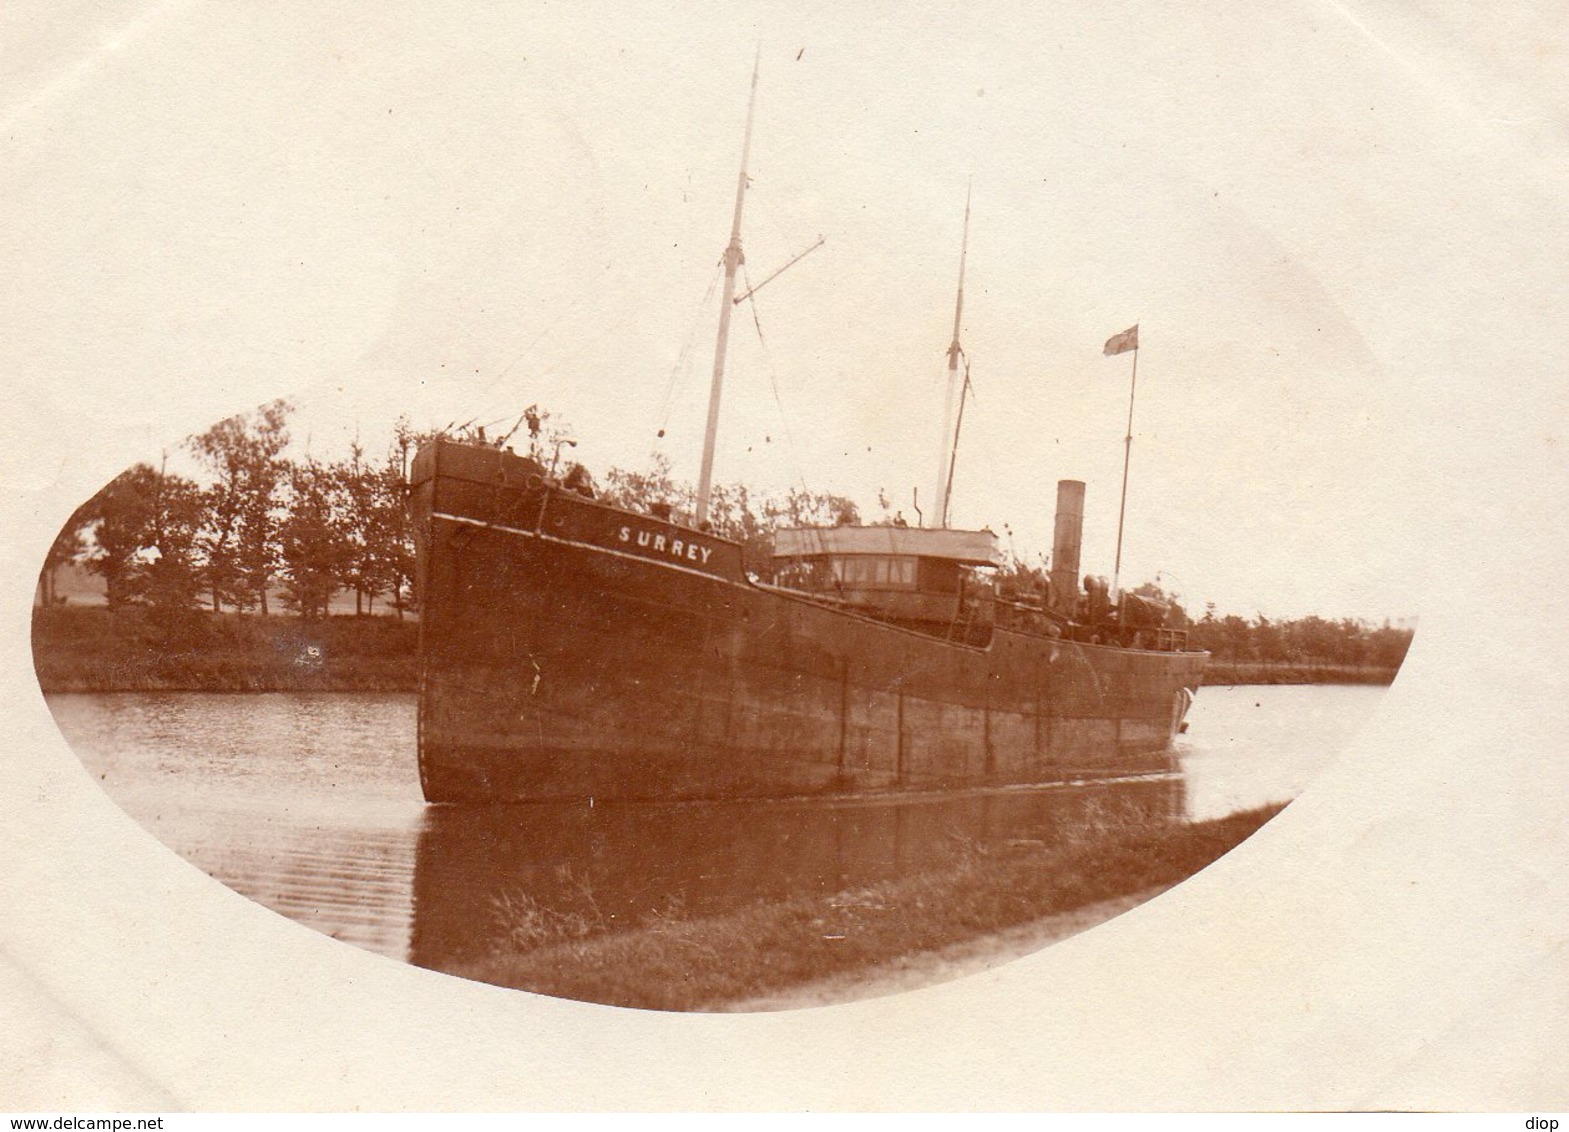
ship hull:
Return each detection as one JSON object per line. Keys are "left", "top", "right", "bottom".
{"left": 411, "top": 442, "right": 1206, "bottom": 803}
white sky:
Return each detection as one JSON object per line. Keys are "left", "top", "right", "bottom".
{"left": 4, "top": 2, "right": 1565, "bottom": 621}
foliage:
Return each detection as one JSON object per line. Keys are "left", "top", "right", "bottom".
{"left": 1185, "top": 605, "right": 1413, "bottom": 671}
{"left": 1128, "top": 580, "right": 1190, "bottom": 628}
{"left": 39, "top": 502, "right": 92, "bottom": 608}
{"left": 758, "top": 485, "right": 860, "bottom": 532}
{"left": 73, "top": 461, "right": 204, "bottom": 613}
{"left": 277, "top": 456, "right": 348, "bottom": 619}
{"left": 602, "top": 455, "right": 858, "bottom": 572}
{"left": 76, "top": 465, "right": 156, "bottom": 611}
{"left": 599, "top": 453, "right": 687, "bottom": 517}
{"left": 333, "top": 442, "right": 404, "bottom": 616}
{"left": 35, "top": 397, "right": 1416, "bottom": 677}
{"left": 138, "top": 463, "right": 206, "bottom": 614}
{"left": 370, "top": 442, "right": 417, "bottom": 617}
{"left": 188, "top": 399, "right": 293, "bottom": 614}
{"left": 996, "top": 553, "right": 1051, "bottom": 604}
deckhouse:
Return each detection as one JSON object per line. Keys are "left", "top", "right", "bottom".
{"left": 769, "top": 524, "right": 1002, "bottom": 637}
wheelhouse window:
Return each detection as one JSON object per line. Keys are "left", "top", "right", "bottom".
{"left": 830, "top": 555, "right": 917, "bottom": 589}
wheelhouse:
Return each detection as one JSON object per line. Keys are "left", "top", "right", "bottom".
{"left": 768, "top": 525, "right": 1002, "bottom": 641}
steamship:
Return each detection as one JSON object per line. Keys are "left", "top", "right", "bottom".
{"left": 407, "top": 64, "right": 1206, "bottom": 804}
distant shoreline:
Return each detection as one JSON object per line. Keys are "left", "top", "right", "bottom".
{"left": 30, "top": 605, "right": 1398, "bottom": 694}
{"left": 1201, "top": 659, "right": 1398, "bottom": 686}
{"left": 31, "top": 605, "right": 419, "bottom": 694}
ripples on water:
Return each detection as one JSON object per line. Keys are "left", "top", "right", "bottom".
{"left": 45, "top": 684, "right": 1384, "bottom": 987}
{"left": 51, "top": 692, "right": 424, "bottom": 959}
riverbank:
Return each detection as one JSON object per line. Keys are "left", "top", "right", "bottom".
{"left": 31, "top": 606, "right": 1397, "bottom": 692}
{"left": 721, "top": 885, "right": 1172, "bottom": 1011}
{"left": 1202, "top": 659, "right": 1397, "bottom": 685}
{"left": 30, "top": 606, "right": 418, "bottom": 693}
{"left": 442, "top": 803, "right": 1284, "bottom": 1012}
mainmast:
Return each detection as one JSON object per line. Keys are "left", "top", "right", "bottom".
{"left": 695, "top": 51, "right": 760, "bottom": 528}
{"left": 933, "top": 185, "right": 971, "bottom": 529}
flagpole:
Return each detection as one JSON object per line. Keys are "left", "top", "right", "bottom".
{"left": 1112, "top": 336, "right": 1139, "bottom": 602}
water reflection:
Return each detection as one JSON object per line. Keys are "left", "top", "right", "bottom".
{"left": 47, "top": 685, "right": 1379, "bottom": 1000}
{"left": 408, "top": 772, "right": 1185, "bottom": 980}
{"left": 210, "top": 821, "right": 417, "bottom": 959}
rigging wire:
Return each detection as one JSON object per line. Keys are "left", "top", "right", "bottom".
{"left": 652, "top": 262, "right": 724, "bottom": 447}
{"left": 434, "top": 261, "right": 627, "bottom": 445}
{"left": 735, "top": 262, "right": 841, "bottom": 589}
{"left": 946, "top": 350, "right": 1006, "bottom": 535}
{"left": 962, "top": 353, "right": 1013, "bottom": 537}
{"left": 941, "top": 351, "right": 971, "bottom": 518}
{"left": 483, "top": 259, "right": 620, "bottom": 402}
{"left": 739, "top": 263, "right": 815, "bottom": 501}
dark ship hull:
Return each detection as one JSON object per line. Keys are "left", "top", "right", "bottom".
{"left": 410, "top": 440, "right": 1206, "bottom": 803}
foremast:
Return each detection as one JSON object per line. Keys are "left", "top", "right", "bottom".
{"left": 695, "top": 51, "right": 760, "bottom": 528}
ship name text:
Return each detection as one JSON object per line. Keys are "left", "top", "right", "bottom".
{"left": 618, "top": 526, "right": 714, "bottom": 565}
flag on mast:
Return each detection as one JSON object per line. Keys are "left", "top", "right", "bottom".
{"left": 1103, "top": 324, "right": 1139, "bottom": 356}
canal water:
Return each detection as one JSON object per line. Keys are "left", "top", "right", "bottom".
{"left": 44, "top": 685, "right": 1384, "bottom": 988}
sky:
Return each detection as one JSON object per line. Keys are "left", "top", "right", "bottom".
{"left": 3, "top": 3, "right": 1564, "bottom": 622}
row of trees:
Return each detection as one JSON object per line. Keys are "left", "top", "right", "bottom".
{"left": 44, "top": 400, "right": 418, "bottom": 620}
{"left": 1184, "top": 607, "right": 1412, "bottom": 671}
{"left": 38, "top": 398, "right": 1414, "bottom": 672}
{"left": 990, "top": 565, "right": 1412, "bottom": 671}
{"left": 40, "top": 401, "right": 864, "bottom": 621}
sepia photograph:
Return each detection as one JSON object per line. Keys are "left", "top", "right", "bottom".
{"left": 3, "top": 0, "right": 1565, "bottom": 1114}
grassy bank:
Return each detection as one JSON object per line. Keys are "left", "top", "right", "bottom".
{"left": 443, "top": 803, "right": 1284, "bottom": 1012}
{"left": 31, "top": 605, "right": 418, "bottom": 693}
{"left": 33, "top": 602, "right": 1396, "bottom": 694}
{"left": 1202, "top": 659, "right": 1398, "bottom": 685}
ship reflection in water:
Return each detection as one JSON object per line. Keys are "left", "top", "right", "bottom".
{"left": 408, "top": 770, "right": 1184, "bottom": 982}
{"left": 52, "top": 686, "right": 1384, "bottom": 1007}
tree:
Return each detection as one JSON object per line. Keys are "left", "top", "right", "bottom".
{"left": 708, "top": 482, "right": 770, "bottom": 570}
{"left": 335, "top": 443, "right": 387, "bottom": 615}
{"left": 189, "top": 399, "right": 292, "bottom": 613}
{"left": 377, "top": 437, "right": 418, "bottom": 618}
{"left": 77, "top": 465, "right": 157, "bottom": 611}
{"left": 38, "top": 506, "right": 90, "bottom": 607}
{"left": 379, "top": 464, "right": 418, "bottom": 619}
{"left": 138, "top": 461, "right": 206, "bottom": 614}
{"left": 1252, "top": 614, "right": 1286, "bottom": 663}
{"left": 391, "top": 415, "right": 455, "bottom": 478}
{"left": 278, "top": 456, "right": 348, "bottom": 620}
{"left": 1368, "top": 620, "right": 1415, "bottom": 670}
{"left": 602, "top": 456, "right": 861, "bottom": 575}
{"left": 600, "top": 453, "right": 688, "bottom": 519}
{"left": 765, "top": 485, "right": 860, "bottom": 530}
{"left": 75, "top": 461, "right": 204, "bottom": 613}
{"left": 996, "top": 553, "right": 1050, "bottom": 604}
{"left": 1128, "top": 580, "right": 1189, "bottom": 627}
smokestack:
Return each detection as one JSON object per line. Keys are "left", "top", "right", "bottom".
{"left": 1050, "top": 480, "right": 1085, "bottom": 615}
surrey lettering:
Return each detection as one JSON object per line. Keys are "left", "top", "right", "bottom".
{"left": 618, "top": 525, "right": 715, "bottom": 565}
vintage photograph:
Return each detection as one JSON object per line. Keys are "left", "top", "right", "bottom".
{"left": 4, "top": 0, "right": 1563, "bottom": 1114}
